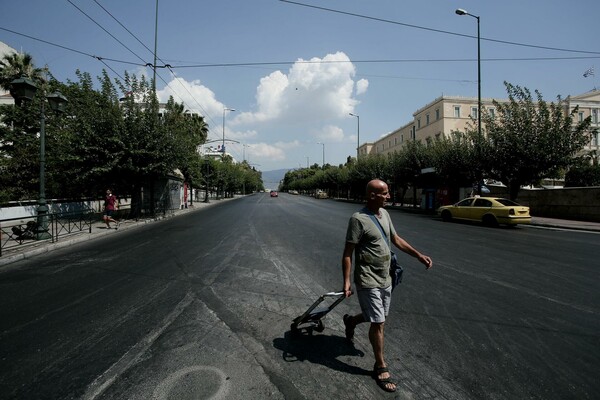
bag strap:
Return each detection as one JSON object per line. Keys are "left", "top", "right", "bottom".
{"left": 364, "top": 208, "right": 391, "bottom": 250}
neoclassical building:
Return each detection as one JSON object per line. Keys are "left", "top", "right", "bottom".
{"left": 359, "top": 89, "right": 600, "bottom": 164}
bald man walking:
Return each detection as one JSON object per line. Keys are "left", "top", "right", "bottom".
{"left": 342, "top": 179, "right": 432, "bottom": 393}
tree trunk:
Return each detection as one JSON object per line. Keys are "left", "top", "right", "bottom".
{"left": 508, "top": 181, "right": 521, "bottom": 201}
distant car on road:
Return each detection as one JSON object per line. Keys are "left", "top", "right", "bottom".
{"left": 288, "top": 190, "right": 299, "bottom": 195}
{"left": 315, "top": 190, "right": 328, "bottom": 199}
{"left": 270, "top": 190, "right": 278, "bottom": 197}
{"left": 437, "top": 196, "right": 531, "bottom": 226}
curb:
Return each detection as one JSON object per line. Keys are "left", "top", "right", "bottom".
{"left": 0, "top": 197, "right": 242, "bottom": 268}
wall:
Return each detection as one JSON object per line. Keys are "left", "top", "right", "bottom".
{"left": 476, "top": 185, "right": 600, "bottom": 222}
{"left": 516, "top": 187, "right": 600, "bottom": 222}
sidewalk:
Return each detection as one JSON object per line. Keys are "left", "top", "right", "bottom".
{"left": 529, "top": 216, "right": 600, "bottom": 232}
{"left": 2, "top": 199, "right": 599, "bottom": 268}
{"left": 0, "top": 198, "right": 237, "bottom": 268}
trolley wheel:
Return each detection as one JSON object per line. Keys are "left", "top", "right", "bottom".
{"left": 314, "top": 320, "right": 325, "bottom": 332}
{"left": 290, "top": 323, "right": 299, "bottom": 332}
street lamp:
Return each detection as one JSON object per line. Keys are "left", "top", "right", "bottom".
{"left": 10, "top": 76, "right": 68, "bottom": 239}
{"left": 317, "top": 142, "right": 325, "bottom": 167}
{"left": 349, "top": 113, "right": 360, "bottom": 160}
{"left": 222, "top": 107, "right": 235, "bottom": 158}
{"left": 456, "top": 8, "right": 482, "bottom": 195}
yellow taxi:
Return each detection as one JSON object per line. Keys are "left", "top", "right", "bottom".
{"left": 437, "top": 196, "right": 531, "bottom": 226}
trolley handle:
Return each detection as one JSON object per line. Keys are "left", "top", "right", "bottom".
{"left": 324, "top": 291, "right": 345, "bottom": 297}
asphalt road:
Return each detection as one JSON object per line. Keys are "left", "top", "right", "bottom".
{"left": 0, "top": 193, "right": 598, "bottom": 399}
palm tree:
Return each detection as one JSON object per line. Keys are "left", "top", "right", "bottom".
{"left": 0, "top": 52, "right": 45, "bottom": 91}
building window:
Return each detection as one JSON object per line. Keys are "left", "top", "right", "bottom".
{"left": 454, "top": 106, "right": 461, "bottom": 118}
{"left": 388, "top": 140, "right": 391, "bottom": 148}
{"left": 579, "top": 112, "right": 585, "bottom": 122}
{"left": 592, "top": 109, "right": 598, "bottom": 124}
{"left": 426, "top": 114, "right": 430, "bottom": 125}
{"left": 436, "top": 109, "right": 440, "bottom": 120}
{"left": 488, "top": 107, "right": 495, "bottom": 119}
{"left": 471, "top": 107, "right": 478, "bottom": 119}
{"left": 401, "top": 134, "right": 404, "bottom": 143}
{"left": 592, "top": 131, "right": 599, "bottom": 146}
{"left": 417, "top": 118, "right": 421, "bottom": 129}
{"left": 412, "top": 126, "right": 416, "bottom": 140}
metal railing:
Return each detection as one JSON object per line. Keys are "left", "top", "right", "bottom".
{"left": 0, "top": 210, "right": 95, "bottom": 257}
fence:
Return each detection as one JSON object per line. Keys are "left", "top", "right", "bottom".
{"left": 0, "top": 210, "right": 95, "bottom": 257}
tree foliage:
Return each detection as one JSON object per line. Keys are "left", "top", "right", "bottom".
{"left": 565, "top": 164, "right": 600, "bottom": 187}
{"left": 0, "top": 60, "right": 262, "bottom": 206}
{"left": 481, "top": 82, "right": 592, "bottom": 199}
{"left": 281, "top": 82, "right": 595, "bottom": 203}
{"left": 0, "top": 51, "right": 45, "bottom": 91}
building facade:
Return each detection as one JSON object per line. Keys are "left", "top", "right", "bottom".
{"left": 565, "top": 89, "right": 600, "bottom": 164}
{"left": 360, "top": 90, "right": 600, "bottom": 162}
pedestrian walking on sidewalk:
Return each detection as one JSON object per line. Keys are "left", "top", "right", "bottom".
{"left": 103, "top": 189, "right": 119, "bottom": 229}
{"left": 341, "top": 179, "right": 433, "bottom": 393}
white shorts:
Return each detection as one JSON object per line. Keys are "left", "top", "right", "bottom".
{"left": 357, "top": 286, "right": 392, "bottom": 323}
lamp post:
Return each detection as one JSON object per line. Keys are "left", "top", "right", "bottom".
{"left": 203, "top": 158, "right": 211, "bottom": 203}
{"left": 317, "top": 142, "right": 325, "bottom": 167}
{"left": 10, "top": 76, "right": 68, "bottom": 239}
{"left": 222, "top": 107, "right": 235, "bottom": 159}
{"left": 456, "top": 8, "right": 482, "bottom": 195}
{"left": 349, "top": 113, "right": 360, "bottom": 160}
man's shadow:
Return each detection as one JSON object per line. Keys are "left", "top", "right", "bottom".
{"left": 273, "top": 329, "right": 371, "bottom": 377}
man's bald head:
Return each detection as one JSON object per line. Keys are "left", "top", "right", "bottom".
{"left": 366, "top": 179, "right": 387, "bottom": 197}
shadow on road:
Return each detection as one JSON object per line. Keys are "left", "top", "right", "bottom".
{"left": 273, "top": 330, "right": 371, "bottom": 377}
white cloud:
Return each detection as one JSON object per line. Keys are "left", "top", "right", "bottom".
{"left": 313, "top": 125, "right": 346, "bottom": 142}
{"left": 235, "top": 51, "right": 366, "bottom": 125}
{"left": 356, "top": 79, "right": 369, "bottom": 95}
{"left": 152, "top": 52, "right": 368, "bottom": 169}
{"left": 157, "top": 76, "right": 223, "bottom": 119}
{"left": 248, "top": 142, "right": 287, "bottom": 161}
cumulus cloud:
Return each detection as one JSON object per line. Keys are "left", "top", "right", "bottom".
{"left": 157, "top": 76, "right": 223, "bottom": 119}
{"left": 235, "top": 51, "right": 365, "bottom": 125}
{"left": 356, "top": 79, "right": 369, "bottom": 95}
{"left": 312, "top": 125, "right": 345, "bottom": 142}
{"left": 153, "top": 52, "right": 368, "bottom": 169}
{"left": 247, "top": 142, "right": 287, "bottom": 161}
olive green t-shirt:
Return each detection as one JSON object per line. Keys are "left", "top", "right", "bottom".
{"left": 345, "top": 208, "right": 397, "bottom": 289}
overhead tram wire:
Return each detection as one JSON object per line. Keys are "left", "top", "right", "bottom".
{"left": 3, "top": 26, "right": 598, "bottom": 72}
{"left": 90, "top": 0, "right": 221, "bottom": 139}
{"left": 66, "top": 0, "right": 147, "bottom": 64}
{"left": 0, "top": 25, "right": 222, "bottom": 141}
{"left": 278, "top": 0, "right": 600, "bottom": 56}
{"left": 169, "top": 55, "right": 600, "bottom": 69}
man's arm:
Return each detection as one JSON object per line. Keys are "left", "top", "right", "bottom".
{"left": 342, "top": 241, "right": 355, "bottom": 297}
{"left": 391, "top": 234, "right": 433, "bottom": 269}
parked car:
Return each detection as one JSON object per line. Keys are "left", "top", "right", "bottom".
{"left": 315, "top": 190, "right": 328, "bottom": 199}
{"left": 437, "top": 196, "right": 531, "bottom": 226}
{"left": 270, "top": 190, "right": 278, "bottom": 197}
{"left": 288, "top": 190, "right": 299, "bottom": 195}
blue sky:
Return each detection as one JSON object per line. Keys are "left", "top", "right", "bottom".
{"left": 1, "top": 0, "right": 599, "bottom": 172}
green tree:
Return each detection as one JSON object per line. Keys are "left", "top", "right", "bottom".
{"left": 387, "top": 140, "right": 431, "bottom": 206}
{"left": 161, "top": 96, "right": 209, "bottom": 190}
{"left": 347, "top": 155, "right": 388, "bottom": 199}
{"left": 0, "top": 69, "right": 66, "bottom": 201}
{"left": 52, "top": 70, "right": 125, "bottom": 197}
{"left": 430, "top": 130, "right": 478, "bottom": 201}
{"left": 482, "top": 82, "right": 592, "bottom": 200}
{"left": 0, "top": 51, "right": 45, "bottom": 90}
{"left": 565, "top": 163, "right": 600, "bottom": 187}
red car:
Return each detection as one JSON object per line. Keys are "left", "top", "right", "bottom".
{"left": 270, "top": 190, "right": 278, "bottom": 197}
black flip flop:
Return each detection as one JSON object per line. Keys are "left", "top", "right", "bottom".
{"left": 372, "top": 366, "right": 397, "bottom": 393}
